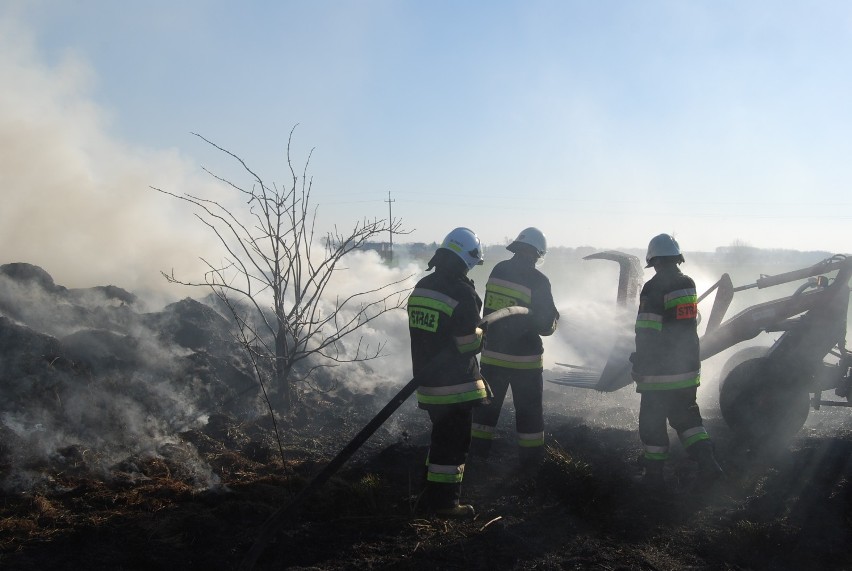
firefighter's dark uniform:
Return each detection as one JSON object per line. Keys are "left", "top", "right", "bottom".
{"left": 631, "top": 263, "right": 711, "bottom": 470}
{"left": 407, "top": 253, "right": 488, "bottom": 511}
{"left": 470, "top": 253, "right": 559, "bottom": 462}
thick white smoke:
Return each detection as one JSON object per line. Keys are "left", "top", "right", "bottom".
{"left": 540, "top": 249, "right": 847, "bottom": 414}
{"left": 293, "top": 247, "right": 423, "bottom": 393}
{"left": 0, "top": 15, "right": 220, "bottom": 296}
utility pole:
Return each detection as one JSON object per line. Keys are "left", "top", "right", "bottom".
{"left": 385, "top": 191, "right": 395, "bottom": 262}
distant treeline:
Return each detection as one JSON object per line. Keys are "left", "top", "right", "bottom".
{"left": 358, "top": 241, "right": 838, "bottom": 267}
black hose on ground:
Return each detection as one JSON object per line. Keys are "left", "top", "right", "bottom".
{"left": 239, "top": 305, "right": 529, "bottom": 570}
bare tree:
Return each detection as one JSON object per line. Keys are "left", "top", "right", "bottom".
{"left": 152, "top": 127, "right": 410, "bottom": 432}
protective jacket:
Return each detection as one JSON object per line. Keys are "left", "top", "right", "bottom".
{"left": 480, "top": 255, "right": 559, "bottom": 369}
{"left": 408, "top": 266, "right": 488, "bottom": 409}
{"left": 631, "top": 264, "right": 700, "bottom": 392}
{"left": 470, "top": 254, "right": 559, "bottom": 458}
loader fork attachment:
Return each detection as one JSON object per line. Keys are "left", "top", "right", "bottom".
{"left": 551, "top": 251, "right": 643, "bottom": 392}
{"left": 700, "top": 273, "right": 734, "bottom": 334}
{"left": 583, "top": 251, "right": 643, "bottom": 307}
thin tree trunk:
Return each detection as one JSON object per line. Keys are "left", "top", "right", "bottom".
{"left": 275, "top": 332, "right": 293, "bottom": 411}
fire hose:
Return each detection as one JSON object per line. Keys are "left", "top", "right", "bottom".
{"left": 239, "top": 305, "right": 530, "bottom": 570}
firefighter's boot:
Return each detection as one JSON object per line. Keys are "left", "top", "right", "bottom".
{"left": 691, "top": 441, "right": 724, "bottom": 487}
{"left": 435, "top": 503, "right": 476, "bottom": 519}
{"left": 641, "top": 459, "right": 666, "bottom": 490}
{"left": 422, "top": 481, "right": 475, "bottom": 518}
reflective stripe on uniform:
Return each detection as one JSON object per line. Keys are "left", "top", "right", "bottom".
{"left": 416, "top": 380, "right": 489, "bottom": 405}
{"left": 643, "top": 444, "right": 669, "bottom": 461}
{"left": 480, "top": 350, "right": 543, "bottom": 370}
{"left": 408, "top": 288, "right": 459, "bottom": 333}
{"left": 518, "top": 431, "right": 545, "bottom": 448}
{"left": 426, "top": 462, "right": 465, "bottom": 484}
{"left": 664, "top": 288, "right": 698, "bottom": 310}
{"left": 484, "top": 278, "right": 532, "bottom": 310}
{"left": 679, "top": 426, "right": 710, "bottom": 448}
{"left": 454, "top": 329, "right": 483, "bottom": 353}
{"left": 635, "top": 312, "right": 663, "bottom": 332}
{"left": 633, "top": 370, "right": 701, "bottom": 391}
{"left": 471, "top": 423, "right": 495, "bottom": 440}
{"left": 408, "top": 288, "right": 459, "bottom": 316}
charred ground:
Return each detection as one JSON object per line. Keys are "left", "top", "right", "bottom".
{"left": 2, "top": 392, "right": 852, "bottom": 570}
{"left": 1, "top": 263, "right": 851, "bottom": 570}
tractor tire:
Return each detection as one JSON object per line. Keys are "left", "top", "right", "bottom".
{"left": 717, "top": 346, "right": 770, "bottom": 383}
{"left": 719, "top": 357, "right": 811, "bottom": 447}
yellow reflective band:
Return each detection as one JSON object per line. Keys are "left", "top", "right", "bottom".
{"left": 471, "top": 422, "right": 494, "bottom": 433}
{"left": 426, "top": 462, "right": 465, "bottom": 483}
{"left": 488, "top": 278, "right": 532, "bottom": 299}
{"left": 664, "top": 288, "right": 697, "bottom": 309}
{"left": 454, "top": 329, "right": 483, "bottom": 353}
{"left": 416, "top": 380, "right": 488, "bottom": 405}
{"left": 481, "top": 351, "right": 543, "bottom": 370}
{"left": 485, "top": 281, "right": 532, "bottom": 305}
{"left": 681, "top": 428, "right": 710, "bottom": 448}
{"left": 635, "top": 320, "right": 663, "bottom": 332}
{"left": 518, "top": 432, "right": 545, "bottom": 447}
{"left": 484, "top": 291, "right": 517, "bottom": 312}
{"left": 644, "top": 444, "right": 669, "bottom": 460}
{"left": 417, "top": 380, "right": 486, "bottom": 397}
{"left": 417, "top": 387, "right": 489, "bottom": 405}
{"left": 408, "top": 296, "right": 454, "bottom": 317}
{"left": 471, "top": 423, "right": 494, "bottom": 440}
{"left": 471, "top": 429, "right": 493, "bottom": 440}
{"left": 634, "top": 372, "right": 701, "bottom": 392}
{"left": 427, "top": 471, "right": 464, "bottom": 483}
{"left": 635, "top": 312, "right": 662, "bottom": 332}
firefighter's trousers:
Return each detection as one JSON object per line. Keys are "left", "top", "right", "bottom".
{"left": 638, "top": 386, "right": 709, "bottom": 462}
{"left": 424, "top": 406, "right": 473, "bottom": 509}
{"left": 470, "top": 364, "right": 544, "bottom": 460}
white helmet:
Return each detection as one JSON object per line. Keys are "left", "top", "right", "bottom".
{"left": 440, "top": 227, "right": 484, "bottom": 270}
{"left": 507, "top": 227, "right": 547, "bottom": 259}
{"left": 645, "top": 233, "right": 683, "bottom": 267}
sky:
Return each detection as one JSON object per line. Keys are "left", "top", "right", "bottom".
{"left": 2, "top": 0, "right": 851, "bottom": 291}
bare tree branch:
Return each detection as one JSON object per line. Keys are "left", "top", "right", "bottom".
{"left": 153, "top": 126, "right": 411, "bottom": 444}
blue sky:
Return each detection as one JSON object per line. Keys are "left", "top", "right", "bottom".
{"left": 1, "top": 1, "right": 851, "bottom": 289}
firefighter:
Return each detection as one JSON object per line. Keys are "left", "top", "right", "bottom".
{"left": 470, "top": 227, "right": 559, "bottom": 467}
{"left": 407, "top": 227, "right": 489, "bottom": 518}
{"left": 631, "top": 233, "right": 724, "bottom": 489}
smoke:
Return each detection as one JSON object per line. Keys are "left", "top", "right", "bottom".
{"left": 0, "top": 14, "right": 220, "bottom": 297}
{"left": 0, "top": 277, "right": 220, "bottom": 491}
{"left": 4, "top": 9, "right": 849, "bottom": 495}
{"left": 539, "top": 249, "right": 847, "bottom": 414}
{"left": 309, "top": 249, "right": 422, "bottom": 392}
{"left": 0, "top": 10, "right": 435, "bottom": 487}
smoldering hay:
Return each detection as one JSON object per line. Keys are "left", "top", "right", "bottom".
{"left": 0, "top": 245, "right": 597, "bottom": 491}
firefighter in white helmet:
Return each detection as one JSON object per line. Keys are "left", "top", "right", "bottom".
{"left": 407, "top": 227, "right": 489, "bottom": 518}
{"left": 470, "top": 227, "right": 559, "bottom": 468}
{"left": 631, "top": 233, "right": 724, "bottom": 490}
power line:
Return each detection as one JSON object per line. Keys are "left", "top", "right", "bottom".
{"left": 385, "top": 191, "right": 395, "bottom": 261}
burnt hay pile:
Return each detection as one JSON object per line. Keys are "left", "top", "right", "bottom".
{"left": 1, "top": 262, "right": 851, "bottom": 570}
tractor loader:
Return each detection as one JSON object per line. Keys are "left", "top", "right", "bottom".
{"left": 554, "top": 252, "right": 852, "bottom": 446}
